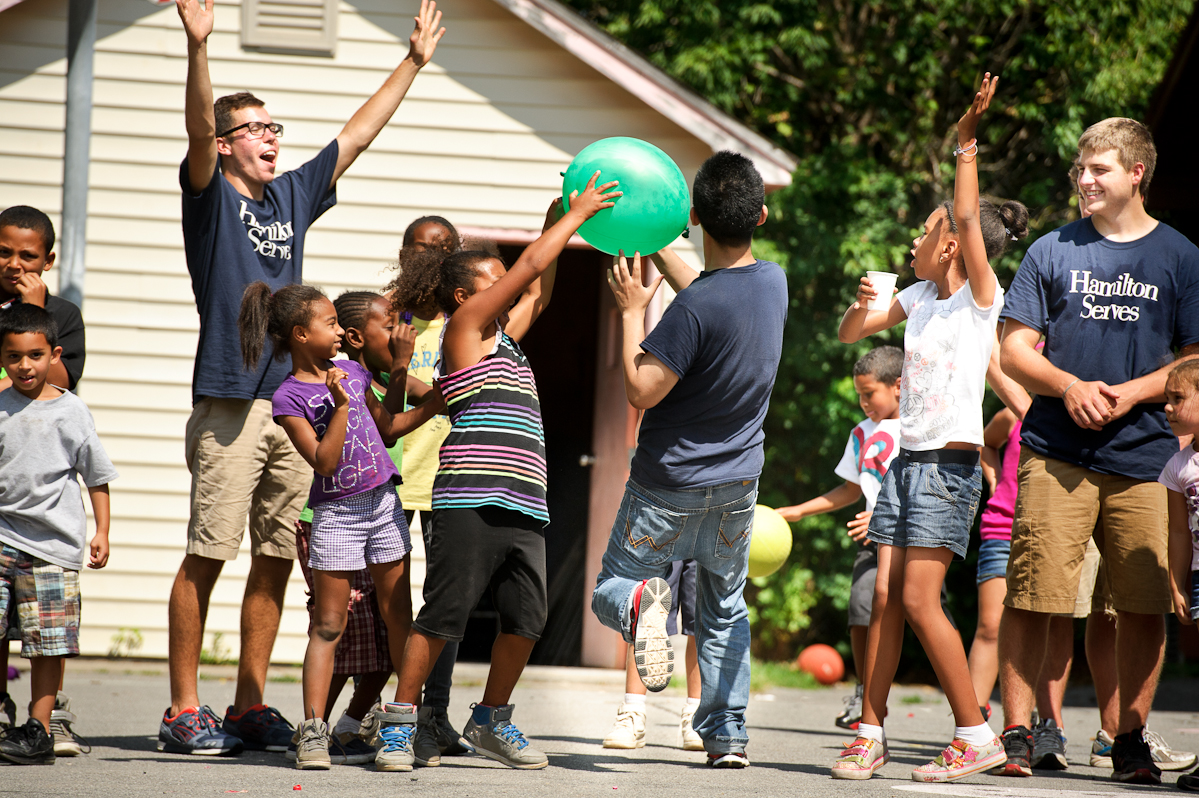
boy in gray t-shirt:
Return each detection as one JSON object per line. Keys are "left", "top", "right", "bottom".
{"left": 0, "top": 304, "right": 117, "bottom": 765}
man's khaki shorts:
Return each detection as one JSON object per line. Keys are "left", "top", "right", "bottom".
{"left": 1005, "top": 450, "right": 1169, "bottom": 615}
{"left": 185, "top": 397, "right": 310, "bottom": 561}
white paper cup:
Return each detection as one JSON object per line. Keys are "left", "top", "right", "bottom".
{"left": 865, "top": 270, "right": 897, "bottom": 310}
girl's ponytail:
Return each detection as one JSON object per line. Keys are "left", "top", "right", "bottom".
{"left": 239, "top": 281, "right": 273, "bottom": 369}
{"left": 999, "top": 201, "right": 1030, "bottom": 241}
{"left": 978, "top": 198, "right": 1031, "bottom": 259}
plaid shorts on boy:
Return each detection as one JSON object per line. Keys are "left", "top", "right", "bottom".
{"left": 0, "top": 542, "right": 81, "bottom": 658}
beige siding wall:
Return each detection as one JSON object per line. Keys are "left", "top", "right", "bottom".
{"left": 0, "top": 0, "right": 709, "bottom": 664}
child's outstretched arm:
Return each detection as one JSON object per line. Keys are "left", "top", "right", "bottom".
{"left": 1168, "top": 489, "right": 1194, "bottom": 625}
{"left": 776, "top": 481, "right": 863, "bottom": 522}
{"left": 445, "top": 173, "right": 619, "bottom": 368}
{"left": 368, "top": 318, "right": 446, "bottom": 445}
{"left": 838, "top": 275, "right": 907, "bottom": 343}
{"left": 278, "top": 366, "right": 352, "bottom": 477}
{"left": 954, "top": 73, "right": 999, "bottom": 310}
{"left": 505, "top": 199, "right": 565, "bottom": 342}
{"left": 86, "top": 484, "right": 111, "bottom": 569}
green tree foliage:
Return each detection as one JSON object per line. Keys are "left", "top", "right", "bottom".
{"left": 563, "top": 0, "right": 1195, "bottom": 657}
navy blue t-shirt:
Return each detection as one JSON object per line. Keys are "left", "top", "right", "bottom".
{"left": 631, "top": 259, "right": 788, "bottom": 489}
{"left": 1002, "top": 218, "right": 1199, "bottom": 481}
{"left": 180, "top": 141, "right": 339, "bottom": 404}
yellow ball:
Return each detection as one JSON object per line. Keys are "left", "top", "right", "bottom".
{"left": 748, "top": 504, "right": 793, "bottom": 578}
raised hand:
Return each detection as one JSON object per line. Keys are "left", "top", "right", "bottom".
{"left": 326, "top": 366, "right": 350, "bottom": 407}
{"left": 389, "top": 314, "right": 418, "bottom": 373}
{"left": 176, "top": 0, "right": 214, "bottom": 45}
{"left": 958, "top": 72, "right": 999, "bottom": 145}
{"left": 408, "top": 0, "right": 446, "bottom": 68}
{"left": 567, "top": 171, "right": 622, "bottom": 220}
{"left": 543, "top": 197, "right": 565, "bottom": 233}
{"left": 607, "top": 249, "right": 664, "bottom": 316}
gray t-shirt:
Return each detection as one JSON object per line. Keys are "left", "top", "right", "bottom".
{"left": 0, "top": 389, "right": 118, "bottom": 569}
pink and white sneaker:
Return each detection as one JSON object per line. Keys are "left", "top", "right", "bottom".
{"left": 831, "top": 737, "right": 889, "bottom": 780}
{"left": 912, "top": 736, "right": 1007, "bottom": 782}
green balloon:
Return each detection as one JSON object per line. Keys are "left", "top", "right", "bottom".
{"left": 562, "top": 137, "right": 690, "bottom": 256}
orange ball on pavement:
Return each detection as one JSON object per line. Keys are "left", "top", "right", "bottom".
{"left": 796, "top": 643, "right": 845, "bottom": 685}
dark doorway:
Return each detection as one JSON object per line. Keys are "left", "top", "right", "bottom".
{"left": 455, "top": 246, "right": 604, "bottom": 666}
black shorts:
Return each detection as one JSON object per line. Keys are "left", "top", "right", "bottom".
{"left": 414, "top": 506, "right": 547, "bottom": 643}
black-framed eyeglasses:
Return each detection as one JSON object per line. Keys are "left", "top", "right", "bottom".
{"left": 217, "top": 121, "right": 284, "bottom": 139}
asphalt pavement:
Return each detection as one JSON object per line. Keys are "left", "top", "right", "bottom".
{"left": 3, "top": 654, "right": 1199, "bottom": 798}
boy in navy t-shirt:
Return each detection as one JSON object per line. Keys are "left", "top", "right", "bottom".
{"left": 591, "top": 151, "right": 787, "bottom": 768}
{"left": 996, "top": 117, "right": 1199, "bottom": 782}
{"left": 160, "top": 0, "right": 446, "bottom": 756}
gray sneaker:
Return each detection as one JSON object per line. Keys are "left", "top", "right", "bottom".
{"left": 428, "top": 706, "right": 469, "bottom": 755}
{"left": 462, "top": 703, "right": 548, "bottom": 770}
{"left": 1145, "top": 726, "right": 1197, "bottom": 771}
{"left": 374, "top": 703, "right": 418, "bottom": 772}
{"left": 1031, "top": 718, "right": 1067, "bottom": 770}
{"left": 294, "top": 718, "right": 331, "bottom": 770}
{"left": 414, "top": 707, "right": 441, "bottom": 767}
{"left": 50, "top": 693, "right": 89, "bottom": 756}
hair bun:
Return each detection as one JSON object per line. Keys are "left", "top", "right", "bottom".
{"left": 999, "top": 201, "right": 1030, "bottom": 240}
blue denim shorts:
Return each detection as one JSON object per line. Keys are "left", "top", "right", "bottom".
{"left": 867, "top": 451, "right": 982, "bottom": 560}
{"left": 976, "top": 537, "right": 1011, "bottom": 585}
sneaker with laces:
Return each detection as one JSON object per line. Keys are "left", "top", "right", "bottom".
{"left": 426, "top": 706, "right": 469, "bottom": 755}
{"left": 993, "top": 725, "right": 1032, "bottom": 776}
{"left": 221, "top": 704, "right": 293, "bottom": 752}
{"left": 1112, "top": 726, "right": 1161, "bottom": 784}
{"left": 0, "top": 691, "right": 16, "bottom": 730}
{"left": 329, "top": 728, "right": 375, "bottom": 765}
{"left": 414, "top": 707, "right": 442, "bottom": 766}
{"left": 294, "top": 717, "right": 331, "bottom": 770}
{"left": 831, "top": 736, "right": 888, "bottom": 780}
{"left": 602, "top": 702, "right": 646, "bottom": 749}
{"left": 835, "top": 684, "right": 864, "bottom": 730}
{"left": 1031, "top": 718, "right": 1068, "bottom": 770}
{"left": 1145, "top": 726, "right": 1197, "bottom": 771}
{"left": 375, "top": 703, "right": 418, "bottom": 772}
{"left": 0, "top": 717, "right": 54, "bottom": 765}
{"left": 707, "top": 751, "right": 749, "bottom": 768}
{"left": 462, "top": 703, "right": 548, "bottom": 769}
{"left": 631, "top": 578, "right": 673, "bottom": 692}
{"left": 49, "top": 692, "right": 89, "bottom": 757}
{"left": 1091, "top": 728, "right": 1114, "bottom": 768}
{"left": 158, "top": 705, "right": 243, "bottom": 756}
{"left": 913, "top": 736, "right": 1006, "bottom": 782}
{"left": 680, "top": 703, "right": 704, "bottom": 751}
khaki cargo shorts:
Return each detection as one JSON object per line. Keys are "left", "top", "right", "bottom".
{"left": 185, "top": 397, "right": 310, "bottom": 561}
{"left": 1005, "top": 450, "right": 1169, "bottom": 616}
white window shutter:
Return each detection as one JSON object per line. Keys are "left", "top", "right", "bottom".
{"left": 242, "top": 0, "right": 338, "bottom": 56}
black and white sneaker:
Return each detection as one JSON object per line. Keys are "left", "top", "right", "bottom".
{"left": 993, "top": 725, "right": 1032, "bottom": 776}
{"left": 1112, "top": 726, "right": 1161, "bottom": 784}
{"left": 631, "top": 577, "right": 674, "bottom": 692}
{"left": 835, "top": 684, "right": 864, "bottom": 730}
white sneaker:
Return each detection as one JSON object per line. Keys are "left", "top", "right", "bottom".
{"left": 1145, "top": 726, "right": 1198, "bottom": 771}
{"left": 680, "top": 704, "right": 704, "bottom": 751}
{"left": 1091, "top": 729, "right": 1114, "bottom": 768}
{"left": 602, "top": 702, "right": 646, "bottom": 749}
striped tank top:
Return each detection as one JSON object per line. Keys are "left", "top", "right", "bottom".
{"left": 432, "top": 328, "right": 549, "bottom": 525}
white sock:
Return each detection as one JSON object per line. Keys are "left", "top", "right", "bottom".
{"left": 686, "top": 697, "right": 700, "bottom": 707}
{"left": 857, "top": 722, "right": 885, "bottom": 744}
{"left": 333, "top": 712, "right": 360, "bottom": 736}
{"left": 624, "top": 693, "right": 647, "bottom": 706}
{"left": 955, "top": 722, "right": 995, "bottom": 746}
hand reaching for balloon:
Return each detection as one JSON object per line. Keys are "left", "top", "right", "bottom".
{"left": 567, "top": 171, "right": 622, "bottom": 221}
{"left": 607, "top": 250, "right": 664, "bottom": 317}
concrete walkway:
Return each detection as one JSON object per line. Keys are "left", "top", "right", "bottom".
{"left": 3, "top": 656, "right": 1199, "bottom": 797}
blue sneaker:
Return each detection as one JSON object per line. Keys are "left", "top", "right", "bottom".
{"left": 375, "top": 703, "right": 418, "bottom": 772}
{"left": 158, "top": 706, "right": 243, "bottom": 756}
{"left": 221, "top": 704, "right": 293, "bottom": 752}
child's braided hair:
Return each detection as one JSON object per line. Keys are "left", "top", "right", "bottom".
{"left": 333, "top": 291, "right": 382, "bottom": 350}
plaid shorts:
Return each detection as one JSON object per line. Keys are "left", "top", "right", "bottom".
{"left": 295, "top": 522, "right": 392, "bottom": 676}
{"left": 309, "top": 485, "right": 410, "bottom": 571}
{"left": 0, "top": 542, "right": 81, "bottom": 658}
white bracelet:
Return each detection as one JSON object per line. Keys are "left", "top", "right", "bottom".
{"left": 953, "top": 140, "right": 978, "bottom": 157}
{"left": 1061, "top": 379, "right": 1080, "bottom": 398}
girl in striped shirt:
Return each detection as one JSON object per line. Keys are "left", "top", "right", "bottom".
{"left": 373, "top": 175, "right": 619, "bottom": 772}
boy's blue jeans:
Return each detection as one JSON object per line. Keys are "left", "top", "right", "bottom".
{"left": 591, "top": 477, "right": 757, "bottom": 755}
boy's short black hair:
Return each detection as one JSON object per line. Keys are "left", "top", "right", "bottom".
{"left": 692, "top": 151, "right": 765, "bottom": 247}
{"left": 0, "top": 303, "right": 59, "bottom": 350}
{"left": 0, "top": 205, "right": 55, "bottom": 253}
{"left": 853, "top": 345, "right": 903, "bottom": 384}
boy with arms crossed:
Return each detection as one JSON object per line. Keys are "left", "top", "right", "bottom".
{"left": 592, "top": 151, "right": 787, "bottom": 768}
{"left": 161, "top": 0, "right": 445, "bottom": 755}
{"left": 997, "top": 118, "right": 1199, "bottom": 783}
{"left": 0, "top": 305, "right": 117, "bottom": 765}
